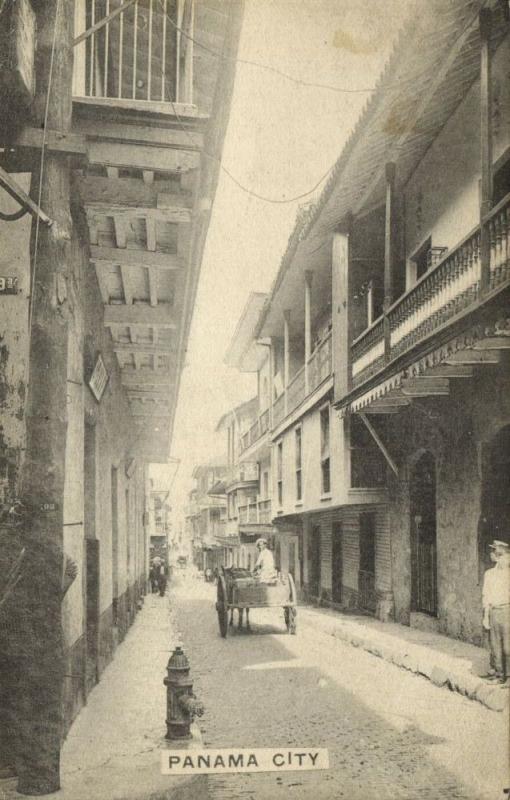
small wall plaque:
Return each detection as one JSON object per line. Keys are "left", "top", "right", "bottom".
{"left": 88, "top": 354, "right": 109, "bottom": 403}
{"left": 0, "top": 276, "right": 18, "bottom": 295}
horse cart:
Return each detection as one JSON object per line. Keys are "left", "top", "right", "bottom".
{"left": 215, "top": 567, "right": 297, "bottom": 637}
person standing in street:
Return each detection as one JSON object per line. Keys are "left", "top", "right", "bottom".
{"left": 482, "top": 539, "right": 510, "bottom": 685}
{"left": 253, "top": 538, "right": 277, "bottom": 584}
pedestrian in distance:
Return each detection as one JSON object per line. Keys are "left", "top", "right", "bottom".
{"left": 157, "top": 562, "right": 167, "bottom": 597}
{"left": 149, "top": 564, "right": 159, "bottom": 594}
{"left": 481, "top": 539, "right": 510, "bottom": 686}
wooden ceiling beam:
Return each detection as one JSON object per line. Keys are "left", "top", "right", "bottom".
{"left": 401, "top": 377, "right": 450, "bottom": 397}
{"left": 146, "top": 218, "right": 157, "bottom": 252}
{"left": 104, "top": 304, "right": 176, "bottom": 327}
{"left": 122, "top": 371, "right": 172, "bottom": 386}
{"left": 78, "top": 176, "right": 191, "bottom": 208}
{"left": 86, "top": 202, "right": 191, "bottom": 225}
{"left": 90, "top": 245, "right": 183, "bottom": 270}
{"left": 87, "top": 141, "right": 200, "bottom": 174}
{"left": 426, "top": 364, "right": 474, "bottom": 378}
{"left": 444, "top": 349, "right": 501, "bottom": 365}
{"left": 113, "top": 216, "right": 128, "bottom": 249}
{"left": 113, "top": 341, "right": 175, "bottom": 355}
{"left": 472, "top": 337, "right": 510, "bottom": 350}
{"left": 130, "top": 408, "right": 171, "bottom": 417}
{"left": 148, "top": 267, "right": 158, "bottom": 306}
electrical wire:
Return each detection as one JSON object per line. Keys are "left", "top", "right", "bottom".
{"left": 162, "top": 6, "right": 377, "bottom": 95}
{"left": 155, "top": 0, "right": 487, "bottom": 206}
{"left": 155, "top": 4, "right": 338, "bottom": 205}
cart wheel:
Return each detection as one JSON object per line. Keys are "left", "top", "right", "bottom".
{"left": 289, "top": 607, "right": 297, "bottom": 635}
{"left": 284, "top": 607, "right": 291, "bottom": 631}
{"left": 216, "top": 574, "right": 228, "bottom": 638}
{"left": 288, "top": 574, "right": 297, "bottom": 635}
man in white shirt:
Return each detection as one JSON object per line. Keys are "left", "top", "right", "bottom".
{"left": 253, "top": 538, "right": 277, "bottom": 583}
{"left": 482, "top": 540, "right": 510, "bottom": 685}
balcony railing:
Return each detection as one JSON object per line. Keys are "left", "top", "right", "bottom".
{"left": 238, "top": 499, "right": 272, "bottom": 524}
{"left": 239, "top": 408, "right": 271, "bottom": 454}
{"left": 350, "top": 194, "right": 510, "bottom": 388}
{"left": 257, "top": 499, "right": 272, "bottom": 523}
{"left": 227, "top": 462, "right": 259, "bottom": 486}
{"left": 271, "top": 331, "right": 333, "bottom": 428}
{"left": 74, "top": 0, "right": 194, "bottom": 105}
{"left": 308, "top": 331, "right": 332, "bottom": 393}
{"left": 238, "top": 503, "right": 257, "bottom": 524}
{"left": 286, "top": 366, "right": 306, "bottom": 414}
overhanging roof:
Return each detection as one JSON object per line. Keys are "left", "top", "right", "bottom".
{"left": 256, "top": 0, "right": 508, "bottom": 339}
{"left": 224, "top": 292, "right": 269, "bottom": 372}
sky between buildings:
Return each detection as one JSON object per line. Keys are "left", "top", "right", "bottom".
{"left": 164, "top": 0, "right": 416, "bottom": 530}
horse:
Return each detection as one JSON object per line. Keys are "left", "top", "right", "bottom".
{"left": 222, "top": 566, "right": 252, "bottom": 630}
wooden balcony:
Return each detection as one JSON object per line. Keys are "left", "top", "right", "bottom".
{"left": 238, "top": 499, "right": 272, "bottom": 525}
{"left": 272, "top": 331, "right": 332, "bottom": 428}
{"left": 239, "top": 408, "right": 271, "bottom": 455}
{"left": 350, "top": 194, "right": 510, "bottom": 390}
{"left": 73, "top": 0, "right": 202, "bottom": 109}
{"left": 226, "top": 462, "right": 259, "bottom": 488}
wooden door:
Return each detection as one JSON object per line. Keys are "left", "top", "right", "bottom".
{"left": 85, "top": 539, "right": 100, "bottom": 694}
{"left": 308, "top": 526, "right": 321, "bottom": 599}
{"left": 358, "top": 512, "right": 376, "bottom": 613}
{"left": 410, "top": 453, "right": 437, "bottom": 615}
{"left": 332, "top": 522, "right": 343, "bottom": 604}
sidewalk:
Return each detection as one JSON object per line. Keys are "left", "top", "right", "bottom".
{"left": 298, "top": 604, "right": 509, "bottom": 712}
{"left": 0, "top": 594, "right": 201, "bottom": 800}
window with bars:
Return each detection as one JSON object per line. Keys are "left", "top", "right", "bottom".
{"left": 320, "top": 405, "right": 330, "bottom": 495}
{"left": 79, "top": 0, "right": 193, "bottom": 104}
{"left": 295, "top": 426, "right": 302, "bottom": 501}
{"left": 276, "top": 441, "right": 283, "bottom": 507}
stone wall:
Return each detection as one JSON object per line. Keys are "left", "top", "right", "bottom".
{"left": 386, "top": 363, "right": 510, "bottom": 644}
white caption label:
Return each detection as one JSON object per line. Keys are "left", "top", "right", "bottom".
{"left": 161, "top": 748, "right": 329, "bottom": 775}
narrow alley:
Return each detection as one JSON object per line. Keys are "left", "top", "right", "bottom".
{"left": 169, "top": 574, "right": 509, "bottom": 800}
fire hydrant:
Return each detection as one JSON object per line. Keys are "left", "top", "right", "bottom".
{"left": 164, "top": 646, "right": 204, "bottom": 739}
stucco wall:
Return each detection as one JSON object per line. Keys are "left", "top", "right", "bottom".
{"left": 387, "top": 366, "right": 510, "bottom": 644}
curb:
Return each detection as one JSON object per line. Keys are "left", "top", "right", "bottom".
{"left": 303, "top": 610, "right": 509, "bottom": 713}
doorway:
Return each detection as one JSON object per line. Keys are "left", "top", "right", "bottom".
{"left": 84, "top": 422, "right": 99, "bottom": 692}
{"left": 359, "top": 512, "right": 376, "bottom": 613}
{"left": 308, "top": 525, "right": 321, "bottom": 599}
{"left": 410, "top": 452, "right": 437, "bottom": 615}
{"left": 332, "top": 522, "right": 343, "bottom": 604}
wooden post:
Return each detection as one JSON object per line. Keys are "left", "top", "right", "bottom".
{"left": 19, "top": 1, "right": 75, "bottom": 794}
{"left": 283, "top": 310, "right": 290, "bottom": 416}
{"left": 384, "top": 162, "right": 396, "bottom": 361}
{"left": 304, "top": 270, "right": 313, "bottom": 395}
{"left": 332, "top": 215, "right": 353, "bottom": 403}
{"left": 269, "top": 337, "right": 275, "bottom": 429}
{"left": 479, "top": 7, "right": 492, "bottom": 295}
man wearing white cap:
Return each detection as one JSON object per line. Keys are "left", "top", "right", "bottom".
{"left": 482, "top": 540, "right": 510, "bottom": 685}
{"left": 253, "top": 538, "right": 277, "bottom": 583}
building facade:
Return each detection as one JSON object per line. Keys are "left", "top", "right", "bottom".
{"left": 224, "top": 0, "right": 509, "bottom": 645}
{"left": 0, "top": 0, "right": 243, "bottom": 740}
{"left": 186, "top": 461, "right": 228, "bottom": 571}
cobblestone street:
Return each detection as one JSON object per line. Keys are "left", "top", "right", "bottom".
{"left": 170, "top": 576, "right": 509, "bottom": 800}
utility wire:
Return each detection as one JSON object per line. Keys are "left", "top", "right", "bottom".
{"left": 162, "top": 6, "right": 376, "bottom": 95}
{"left": 155, "top": 0, "right": 338, "bottom": 204}
{"left": 155, "top": 0, "right": 487, "bottom": 206}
